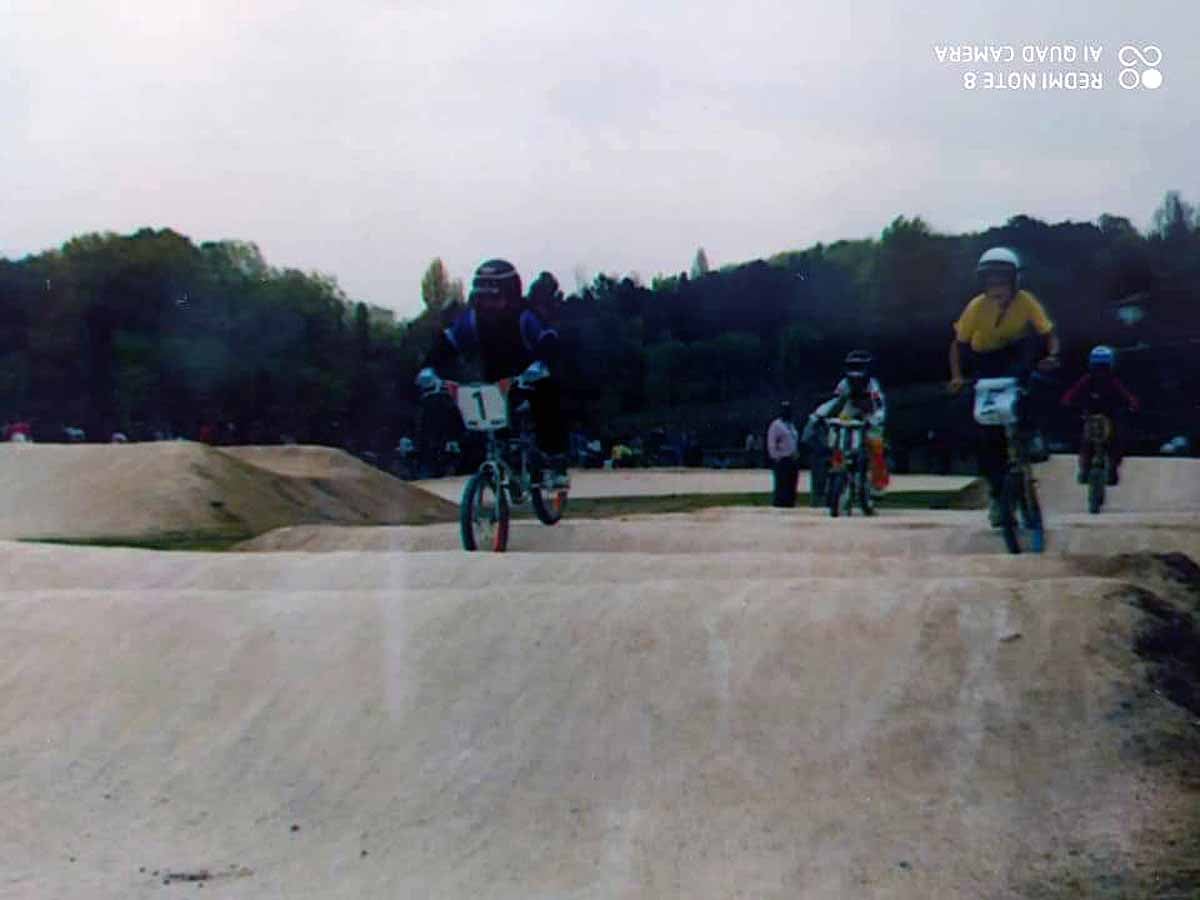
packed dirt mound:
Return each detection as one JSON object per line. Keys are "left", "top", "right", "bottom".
{"left": 221, "top": 445, "right": 379, "bottom": 479}
{"left": 239, "top": 508, "right": 1200, "bottom": 558}
{"left": 0, "top": 442, "right": 456, "bottom": 541}
{"left": 1036, "top": 454, "right": 1200, "bottom": 514}
{"left": 2, "top": 541, "right": 1198, "bottom": 898}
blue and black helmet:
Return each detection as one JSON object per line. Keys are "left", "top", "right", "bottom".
{"left": 1089, "top": 345, "right": 1115, "bottom": 371}
{"left": 469, "top": 259, "right": 523, "bottom": 308}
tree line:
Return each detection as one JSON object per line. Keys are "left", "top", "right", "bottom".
{"left": 1, "top": 192, "right": 1197, "bottom": 461}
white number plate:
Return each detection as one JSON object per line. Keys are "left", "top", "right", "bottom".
{"left": 456, "top": 384, "right": 510, "bottom": 431}
{"left": 974, "top": 378, "right": 1020, "bottom": 426}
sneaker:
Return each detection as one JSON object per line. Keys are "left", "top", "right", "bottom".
{"left": 545, "top": 454, "right": 570, "bottom": 489}
{"left": 1027, "top": 432, "right": 1049, "bottom": 462}
{"left": 988, "top": 498, "right": 1003, "bottom": 529}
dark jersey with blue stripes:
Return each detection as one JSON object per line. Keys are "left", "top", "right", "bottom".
{"left": 428, "top": 306, "right": 560, "bottom": 382}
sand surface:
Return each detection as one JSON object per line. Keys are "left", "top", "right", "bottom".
{"left": 0, "top": 443, "right": 457, "bottom": 539}
{"left": 3, "top": 451, "right": 1199, "bottom": 898}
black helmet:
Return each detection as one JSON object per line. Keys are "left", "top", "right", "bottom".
{"left": 528, "top": 271, "right": 561, "bottom": 305}
{"left": 845, "top": 349, "right": 871, "bottom": 374}
{"left": 469, "top": 258, "right": 522, "bottom": 308}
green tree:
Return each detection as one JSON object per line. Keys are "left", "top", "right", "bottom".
{"left": 1151, "top": 191, "right": 1195, "bottom": 242}
{"left": 421, "top": 258, "right": 452, "bottom": 313}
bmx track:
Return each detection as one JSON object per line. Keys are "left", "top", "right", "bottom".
{"left": 2, "top": 447, "right": 1199, "bottom": 898}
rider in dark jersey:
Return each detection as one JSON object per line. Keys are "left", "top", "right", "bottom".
{"left": 417, "top": 259, "right": 568, "bottom": 484}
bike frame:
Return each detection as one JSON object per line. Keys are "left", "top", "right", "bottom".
{"left": 826, "top": 419, "right": 868, "bottom": 475}
{"left": 1084, "top": 414, "right": 1113, "bottom": 465}
{"left": 443, "top": 379, "right": 545, "bottom": 505}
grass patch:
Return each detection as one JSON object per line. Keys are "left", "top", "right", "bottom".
{"left": 508, "top": 489, "right": 970, "bottom": 520}
{"left": 22, "top": 530, "right": 253, "bottom": 552}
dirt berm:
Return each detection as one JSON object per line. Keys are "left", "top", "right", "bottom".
{"left": 3, "top": 541, "right": 1199, "bottom": 898}
{"left": 0, "top": 442, "right": 456, "bottom": 541}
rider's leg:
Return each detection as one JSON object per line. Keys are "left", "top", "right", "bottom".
{"left": 529, "top": 379, "right": 569, "bottom": 482}
{"left": 809, "top": 451, "right": 829, "bottom": 506}
{"left": 1109, "top": 425, "right": 1123, "bottom": 485}
{"left": 978, "top": 425, "right": 1008, "bottom": 524}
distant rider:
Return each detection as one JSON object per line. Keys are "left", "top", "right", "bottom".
{"left": 416, "top": 259, "right": 569, "bottom": 486}
{"left": 809, "top": 350, "right": 890, "bottom": 494}
{"left": 948, "top": 247, "right": 1060, "bottom": 526}
{"left": 1060, "top": 345, "right": 1140, "bottom": 486}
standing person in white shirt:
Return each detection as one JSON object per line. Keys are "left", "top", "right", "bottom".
{"left": 766, "top": 401, "right": 800, "bottom": 508}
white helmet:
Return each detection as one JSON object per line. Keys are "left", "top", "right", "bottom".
{"left": 976, "top": 246, "right": 1022, "bottom": 290}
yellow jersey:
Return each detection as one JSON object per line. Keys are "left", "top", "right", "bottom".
{"left": 953, "top": 290, "right": 1054, "bottom": 353}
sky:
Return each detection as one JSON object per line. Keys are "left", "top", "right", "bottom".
{"left": 1, "top": 0, "right": 1195, "bottom": 318}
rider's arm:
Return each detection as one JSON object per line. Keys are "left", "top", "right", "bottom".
{"left": 949, "top": 338, "right": 966, "bottom": 384}
{"left": 1043, "top": 329, "right": 1060, "bottom": 361}
{"left": 1060, "top": 374, "right": 1088, "bottom": 407}
{"left": 813, "top": 395, "right": 841, "bottom": 421}
{"left": 520, "top": 309, "right": 561, "bottom": 369}
{"left": 949, "top": 300, "right": 979, "bottom": 385}
{"left": 1023, "top": 293, "right": 1059, "bottom": 362}
{"left": 869, "top": 379, "right": 887, "bottom": 427}
{"left": 1112, "top": 376, "right": 1140, "bottom": 410}
{"left": 425, "top": 308, "right": 478, "bottom": 370}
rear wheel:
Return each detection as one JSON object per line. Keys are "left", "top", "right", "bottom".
{"left": 1019, "top": 471, "right": 1045, "bottom": 553}
{"left": 857, "top": 457, "right": 876, "bottom": 517}
{"left": 531, "top": 483, "right": 568, "bottom": 525}
{"left": 460, "top": 469, "right": 509, "bottom": 552}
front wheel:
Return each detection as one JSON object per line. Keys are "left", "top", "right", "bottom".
{"left": 998, "top": 469, "right": 1024, "bottom": 554}
{"left": 999, "top": 467, "right": 1045, "bottom": 554}
{"left": 826, "top": 471, "right": 846, "bottom": 518}
{"left": 460, "top": 469, "right": 509, "bottom": 552}
{"left": 1087, "top": 457, "right": 1106, "bottom": 514}
{"left": 531, "top": 483, "right": 568, "bottom": 525}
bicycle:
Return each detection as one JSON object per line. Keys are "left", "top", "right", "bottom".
{"left": 1081, "top": 414, "right": 1113, "bottom": 514}
{"left": 822, "top": 417, "right": 875, "bottom": 518}
{"left": 972, "top": 377, "right": 1045, "bottom": 554}
{"left": 425, "top": 368, "right": 569, "bottom": 552}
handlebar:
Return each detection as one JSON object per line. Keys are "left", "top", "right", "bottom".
{"left": 421, "top": 372, "right": 545, "bottom": 400}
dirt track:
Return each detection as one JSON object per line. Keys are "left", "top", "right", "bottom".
{"left": 0, "top": 443, "right": 456, "bottom": 539}
{"left": 417, "top": 469, "right": 978, "bottom": 501}
{"left": 3, "top": 452, "right": 1199, "bottom": 898}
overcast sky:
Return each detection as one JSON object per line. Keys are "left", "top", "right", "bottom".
{"left": 2, "top": 0, "right": 1195, "bottom": 317}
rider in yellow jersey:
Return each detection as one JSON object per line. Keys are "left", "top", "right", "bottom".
{"left": 948, "top": 247, "right": 1060, "bottom": 525}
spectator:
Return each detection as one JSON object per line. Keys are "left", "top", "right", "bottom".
{"left": 767, "top": 401, "right": 800, "bottom": 508}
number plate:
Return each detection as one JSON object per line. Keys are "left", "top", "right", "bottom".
{"left": 826, "top": 420, "right": 864, "bottom": 452}
{"left": 974, "top": 378, "right": 1020, "bottom": 426}
{"left": 456, "top": 384, "right": 510, "bottom": 431}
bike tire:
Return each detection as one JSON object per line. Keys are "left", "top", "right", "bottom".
{"left": 1087, "top": 460, "right": 1105, "bottom": 514}
{"left": 858, "top": 460, "right": 876, "bottom": 517}
{"left": 460, "top": 470, "right": 509, "bottom": 552}
{"left": 531, "top": 484, "right": 568, "bottom": 525}
{"left": 1017, "top": 469, "right": 1046, "bottom": 553}
{"left": 826, "top": 471, "right": 845, "bottom": 518}
{"left": 998, "top": 469, "right": 1024, "bottom": 554}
